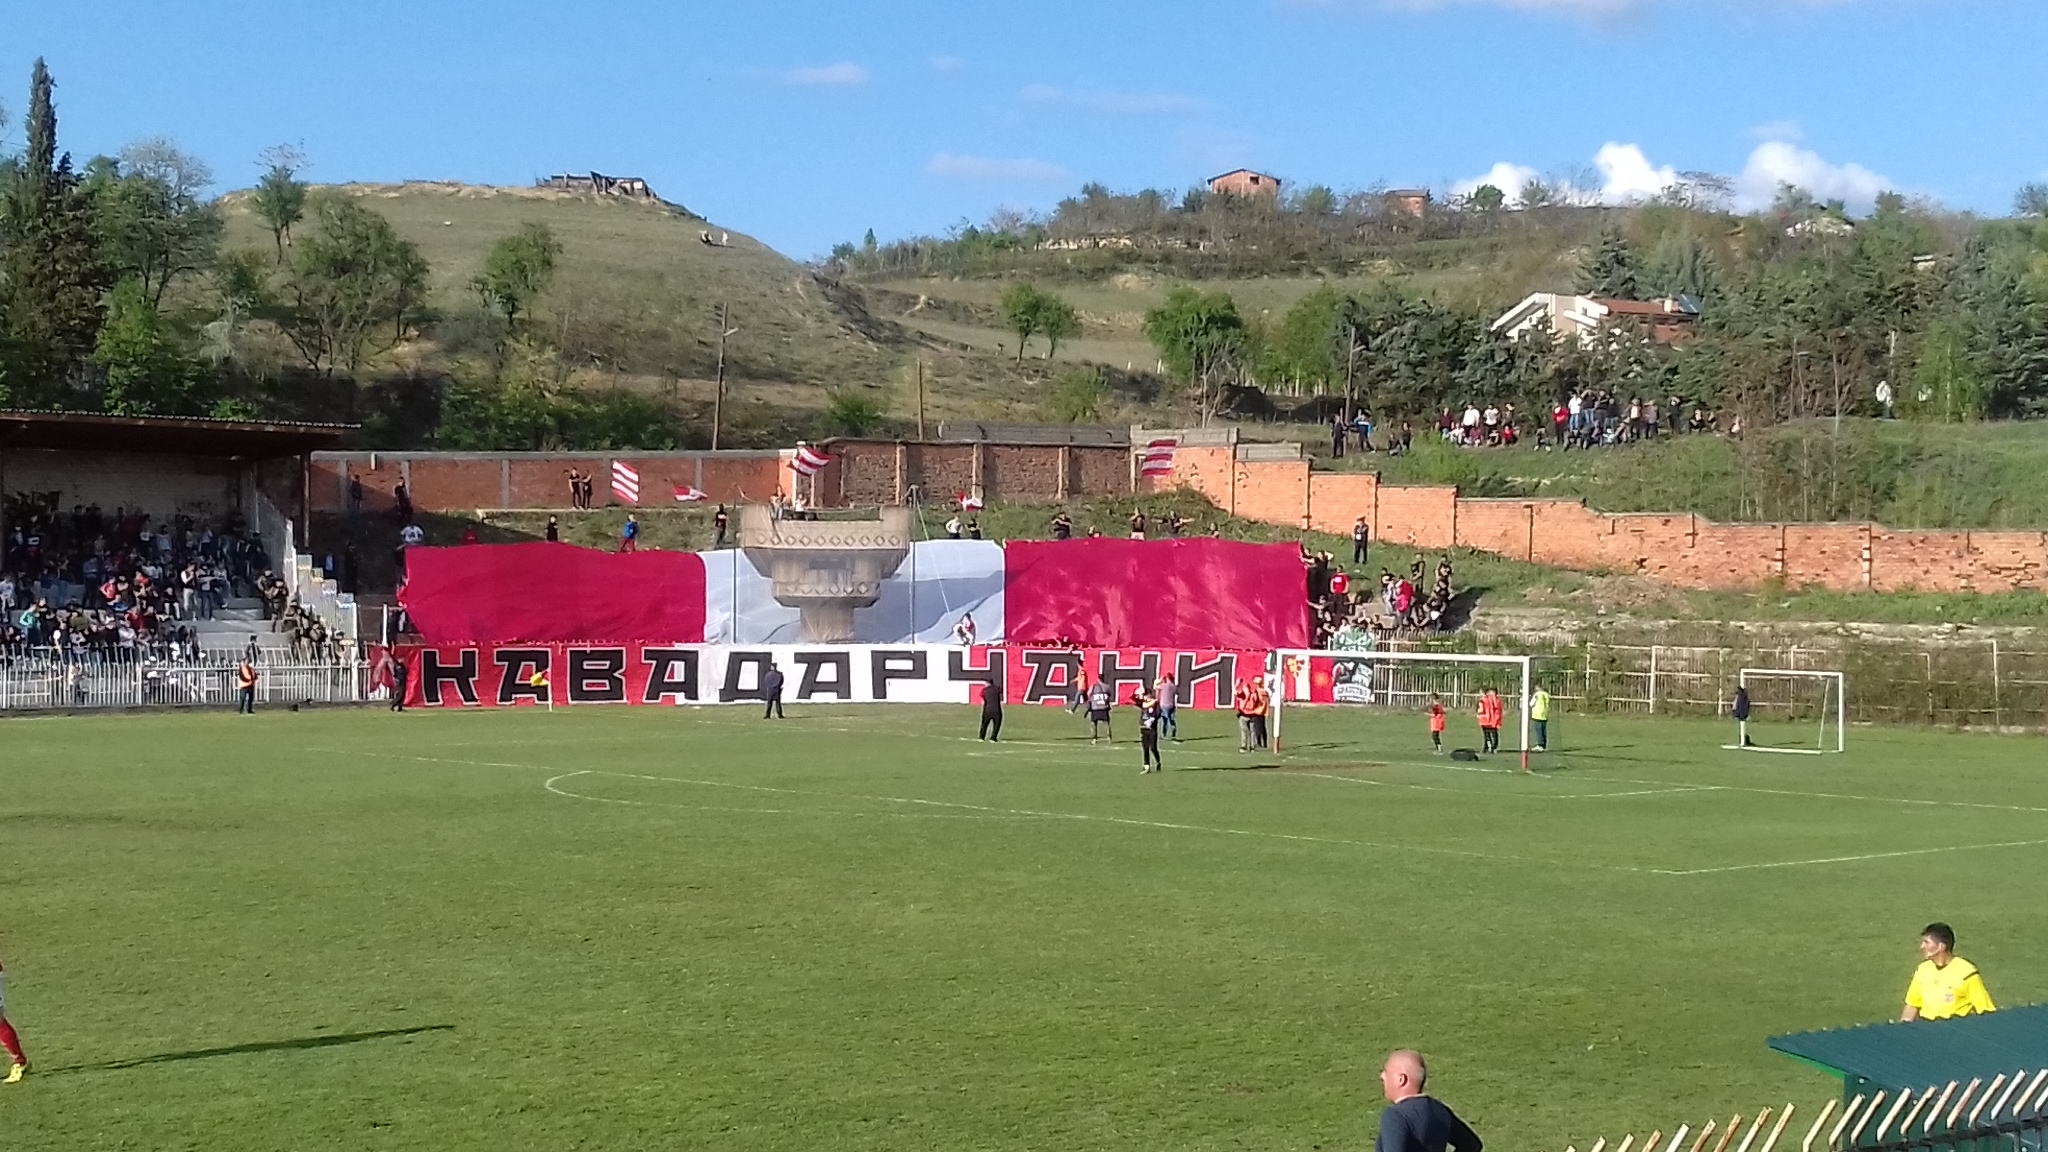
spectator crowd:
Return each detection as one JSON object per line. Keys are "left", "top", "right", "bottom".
{"left": 1326, "top": 392, "right": 1732, "bottom": 455}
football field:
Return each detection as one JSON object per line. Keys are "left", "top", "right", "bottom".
{"left": 3, "top": 703, "right": 2045, "bottom": 1150}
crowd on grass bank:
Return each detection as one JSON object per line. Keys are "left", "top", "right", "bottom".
{"left": 1325, "top": 391, "right": 1735, "bottom": 457}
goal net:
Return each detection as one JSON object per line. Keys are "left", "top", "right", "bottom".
{"left": 1728, "top": 668, "right": 1846, "bottom": 754}
{"left": 1270, "top": 648, "right": 1535, "bottom": 769}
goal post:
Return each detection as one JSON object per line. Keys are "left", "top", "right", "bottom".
{"left": 1269, "top": 649, "right": 1535, "bottom": 770}
{"left": 1728, "top": 668, "right": 1846, "bottom": 755}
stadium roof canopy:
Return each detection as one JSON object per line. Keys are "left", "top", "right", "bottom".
{"left": 0, "top": 410, "right": 354, "bottom": 457}
{"left": 1770, "top": 1005, "right": 2048, "bottom": 1098}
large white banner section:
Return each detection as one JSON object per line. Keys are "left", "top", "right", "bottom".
{"left": 700, "top": 539, "right": 1007, "bottom": 646}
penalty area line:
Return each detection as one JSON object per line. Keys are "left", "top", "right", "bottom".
{"left": 1651, "top": 837, "right": 2048, "bottom": 875}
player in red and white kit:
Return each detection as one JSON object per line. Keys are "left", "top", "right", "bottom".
{"left": 0, "top": 953, "right": 27, "bottom": 1082}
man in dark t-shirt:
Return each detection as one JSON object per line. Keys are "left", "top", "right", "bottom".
{"left": 1376, "top": 1050, "right": 1482, "bottom": 1152}
{"left": 761, "top": 664, "right": 786, "bottom": 720}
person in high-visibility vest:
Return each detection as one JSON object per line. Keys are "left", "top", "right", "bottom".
{"left": 1530, "top": 687, "right": 1551, "bottom": 752}
{"left": 236, "top": 661, "right": 258, "bottom": 714}
{"left": 1476, "top": 688, "right": 1502, "bottom": 754}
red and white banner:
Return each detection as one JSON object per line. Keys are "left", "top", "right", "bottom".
{"left": 791, "top": 444, "right": 832, "bottom": 476}
{"left": 611, "top": 461, "right": 640, "bottom": 504}
{"left": 1140, "top": 438, "right": 1176, "bottom": 477}
{"left": 958, "top": 492, "right": 984, "bottom": 511}
{"left": 393, "top": 643, "right": 1267, "bottom": 709}
{"left": 673, "top": 485, "right": 708, "bottom": 502}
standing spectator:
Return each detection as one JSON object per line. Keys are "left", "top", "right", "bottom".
{"left": 1876, "top": 379, "right": 1896, "bottom": 419}
{"left": 977, "top": 679, "right": 1003, "bottom": 742}
{"left": 1428, "top": 694, "right": 1446, "bottom": 755}
{"left": 1137, "top": 691, "right": 1165, "bottom": 773}
{"left": 389, "top": 654, "right": 409, "bottom": 712}
{"left": 1481, "top": 403, "right": 1500, "bottom": 444}
{"left": 770, "top": 492, "right": 786, "bottom": 522}
{"left": 1352, "top": 516, "right": 1370, "bottom": 565}
{"left": 1731, "top": 683, "right": 1753, "bottom": 746}
{"left": 393, "top": 483, "right": 414, "bottom": 524}
{"left": 1085, "top": 676, "right": 1114, "bottom": 744}
{"left": 347, "top": 474, "right": 365, "bottom": 519}
{"left": 1460, "top": 403, "right": 1482, "bottom": 445}
{"left": 1902, "top": 922, "right": 1996, "bottom": 1021}
{"left": 713, "top": 505, "right": 730, "bottom": 549}
{"left": 1477, "top": 688, "right": 1502, "bottom": 755}
{"left": 565, "top": 468, "right": 586, "bottom": 510}
{"left": 1050, "top": 512, "right": 1073, "bottom": 540}
{"left": 967, "top": 519, "right": 982, "bottom": 540}
{"left": 620, "top": 514, "right": 639, "bottom": 553}
{"left": 1233, "top": 677, "right": 1257, "bottom": 751}
{"left": 1643, "top": 397, "right": 1660, "bottom": 440}
{"left": 1567, "top": 391, "right": 1585, "bottom": 444}
{"left": 945, "top": 515, "right": 962, "bottom": 539}
{"left": 953, "top": 612, "right": 977, "bottom": 646}
{"left": 236, "top": 659, "right": 258, "bottom": 714}
{"left": 760, "top": 662, "right": 786, "bottom": 719}
{"left": 1155, "top": 671, "right": 1179, "bottom": 742}
{"left": 1375, "top": 1050, "right": 1483, "bottom": 1152}
{"left": 1330, "top": 416, "right": 1346, "bottom": 459}
{"left": 1248, "top": 675, "right": 1271, "bottom": 750}
{"left": 1530, "top": 685, "right": 1551, "bottom": 752}
{"left": 1354, "top": 411, "right": 1373, "bottom": 452}
{"left": 1129, "top": 510, "right": 1147, "bottom": 540}
{"left": 1667, "top": 394, "right": 1685, "bottom": 436}
{"left": 545, "top": 515, "right": 560, "bottom": 543}
{"left": 459, "top": 526, "right": 480, "bottom": 546}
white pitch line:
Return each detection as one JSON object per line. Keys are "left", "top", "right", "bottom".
{"left": 551, "top": 769, "right": 1646, "bottom": 873}
{"left": 1651, "top": 838, "right": 2048, "bottom": 876}
{"left": 542, "top": 771, "right": 1023, "bottom": 820}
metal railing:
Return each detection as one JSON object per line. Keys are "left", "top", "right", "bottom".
{"left": 0, "top": 650, "right": 374, "bottom": 710}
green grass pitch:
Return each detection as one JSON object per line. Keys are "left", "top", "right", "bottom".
{"left": 3, "top": 703, "right": 2044, "bottom": 1150}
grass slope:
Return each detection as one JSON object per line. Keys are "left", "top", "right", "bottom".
{"left": 4, "top": 705, "right": 2045, "bottom": 1150}
{"left": 215, "top": 185, "right": 1077, "bottom": 429}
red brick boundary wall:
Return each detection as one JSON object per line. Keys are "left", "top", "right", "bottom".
{"left": 1169, "top": 446, "right": 2048, "bottom": 594}
{"left": 310, "top": 451, "right": 789, "bottom": 515}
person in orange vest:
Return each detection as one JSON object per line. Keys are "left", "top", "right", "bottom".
{"left": 1247, "top": 676, "right": 1272, "bottom": 751}
{"left": 1428, "top": 693, "right": 1447, "bottom": 755}
{"left": 236, "top": 659, "right": 258, "bottom": 714}
{"left": 1477, "top": 688, "right": 1503, "bottom": 754}
{"left": 1232, "top": 677, "right": 1258, "bottom": 752}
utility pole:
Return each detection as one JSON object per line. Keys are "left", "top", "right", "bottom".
{"left": 1343, "top": 318, "right": 1360, "bottom": 426}
{"left": 711, "top": 303, "right": 739, "bottom": 450}
{"left": 915, "top": 359, "right": 927, "bottom": 440}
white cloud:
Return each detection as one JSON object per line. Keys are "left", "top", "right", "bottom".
{"left": 926, "top": 153, "right": 1069, "bottom": 182}
{"left": 1751, "top": 119, "right": 1804, "bottom": 143}
{"left": 1453, "top": 161, "right": 1542, "bottom": 204}
{"left": 1020, "top": 84, "right": 1202, "bottom": 115}
{"left": 1735, "top": 141, "right": 1891, "bottom": 211}
{"left": 784, "top": 62, "right": 868, "bottom": 86}
{"left": 1594, "top": 142, "right": 1678, "bottom": 202}
{"left": 929, "top": 55, "right": 965, "bottom": 73}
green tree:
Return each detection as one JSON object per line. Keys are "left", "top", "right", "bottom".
{"left": 1909, "top": 315, "right": 1986, "bottom": 422}
{"left": 1576, "top": 223, "right": 1639, "bottom": 298}
{"left": 2016, "top": 182, "right": 2048, "bottom": 220}
{"left": 471, "top": 222, "right": 562, "bottom": 328}
{"left": 0, "top": 58, "right": 115, "bottom": 406}
{"left": 269, "top": 194, "right": 430, "bottom": 377}
{"left": 92, "top": 276, "right": 211, "bottom": 414}
{"left": 250, "top": 144, "right": 309, "bottom": 263}
{"left": 821, "top": 386, "right": 886, "bottom": 435}
{"left": 1050, "top": 366, "right": 1108, "bottom": 422}
{"left": 1143, "top": 286, "right": 1246, "bottom": 424}
{"left": 87, "top": 139, "right": 223, "bottom": 308}
{"left": 1000, "top": 282, "right": 1046, "bottom": 361}
{"left": 1468, "top": 184, "right": 1506, "bottom": 212}
{"left": 1036, "top": 293, "right": 1079, "bottom": 359}
{"left": 1261, "top": 282, "right": 1345, "bottom": 395}
{"left": 1642, "top": 229, "right": 1719, "bottom": 300}
{"left": 1296, "top": 185, "right": 1337, "bottom": 216}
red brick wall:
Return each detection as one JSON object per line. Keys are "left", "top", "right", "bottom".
{"left": 312, "top": 452, "right": 783, "bottom": 513}
{"left": 1161, "top": 455, "right": 2048, "bottom": 594}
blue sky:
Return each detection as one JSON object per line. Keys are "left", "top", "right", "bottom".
{"left": 3, "top": 0, "right": 2044, "bottom": 258}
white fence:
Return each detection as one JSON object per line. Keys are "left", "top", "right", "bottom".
{"left": 0, "top": 652, "right": 374, "bottom": 711}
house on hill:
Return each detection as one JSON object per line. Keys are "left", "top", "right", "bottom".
{"left": 538, "top": 171, "right": 658, "bottom": 200}
{"left": 1492, "top": 292, "right": 1702, "bottom": 346}
{"left": 1209, "top": 169, "right": 1282, "bottom": 198}
{"left": 1385, "top": 188, "right": 1432, "bottom": 216}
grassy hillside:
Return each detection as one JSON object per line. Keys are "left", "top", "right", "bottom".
{"left": 213, "top": 184, "right": 1095, "bottom": 437}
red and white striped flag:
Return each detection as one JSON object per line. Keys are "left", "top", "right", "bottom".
{"left": 1139, "top": 438, "right": 1176, "bottom": 477}
{"left": 673, "top": 485, "right": 708, "bottom": 502}
{"left": 611, "top": 461, "right": 640, "bottom": 504}
{"left": 791, "top": 444, "right": 832, "bottom": 477}
{"left": 958, "top": 492, "right": 984, "bottom": 511}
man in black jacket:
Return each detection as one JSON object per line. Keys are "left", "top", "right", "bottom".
{"left": 761, "top": 663, "right": 785, "bottom": 719}
{"left": 1376, "top": 1050, "right": 1482, "bottom": 1152}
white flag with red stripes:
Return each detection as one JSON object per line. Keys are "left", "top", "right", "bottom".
{"left": 1139, "top": 438, "right": 1176, "bottom": 477}
{"left": 673, "top": 485, "right": 708, "bottom": 502}
{"left": 611, "top": 460, "right": 641, "bottom": 504}
{"left": 958, "top": 492, "right": 984, "bottom": 511}
{"left": 791, "top": 444, "right": 832, "bottom": 477}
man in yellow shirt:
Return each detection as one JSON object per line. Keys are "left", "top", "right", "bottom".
{"left": 1902, "top": 922, "right": 1995, "bottom": 1021}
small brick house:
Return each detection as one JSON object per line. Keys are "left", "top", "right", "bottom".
{"left": 1209, "top": 169, "right": 1282, "bottom": 199}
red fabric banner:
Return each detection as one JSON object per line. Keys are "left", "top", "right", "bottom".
{"left": 398, "top": 542, "right": 707, "bottom": 645}
{"left": 1000, "top": 538, "right": 1309, "bottom": 651}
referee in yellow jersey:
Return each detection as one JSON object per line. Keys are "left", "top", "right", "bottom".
{"left": 1902, "top": 922, "right": 1995, "bottom": 1021}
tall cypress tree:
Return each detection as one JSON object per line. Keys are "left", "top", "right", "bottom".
{"left": 1575, "top": 223, "right": 1640, "bottom": 299}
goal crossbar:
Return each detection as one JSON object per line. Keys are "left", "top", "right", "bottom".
{"left": 1728, "top": 668, "right": 1846, "bottom": 754}
{"left": 1270, "top": 649, "right": 1535, "bottom": 771}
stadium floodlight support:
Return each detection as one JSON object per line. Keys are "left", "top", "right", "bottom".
{"left": 1269, "top": 649, "right": 1535, "bottom": 771}
{"left": 1728, "top": 667, "right": 1845, "bottom": 754}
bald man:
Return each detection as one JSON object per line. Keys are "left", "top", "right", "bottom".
{"left": 1377, "top": 1050, "right": 1483, "bottom": 1152}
